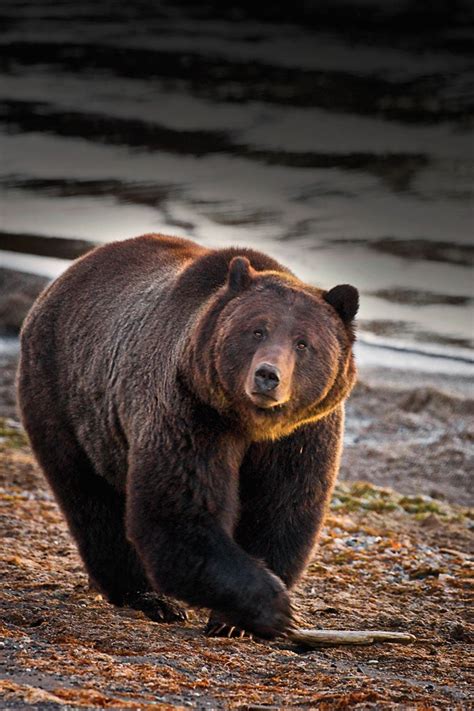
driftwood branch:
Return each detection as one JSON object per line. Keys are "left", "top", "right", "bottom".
{"left": 288, "top": 628, "right": 416, "bottom": 647}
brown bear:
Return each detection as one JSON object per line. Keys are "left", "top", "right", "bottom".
{"left": 17, "top": 233, "right": 358, "bottom": 639}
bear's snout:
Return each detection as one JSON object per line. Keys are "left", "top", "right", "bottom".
{"left": 254, "top": 363, "right": 280, "bottom": 393}
{"left": 245, "top": 348, "right": 294, "bottom": 409}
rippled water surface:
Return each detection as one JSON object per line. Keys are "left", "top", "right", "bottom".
{"left": 1, "top": 1, "right": 473, "bottom": 366}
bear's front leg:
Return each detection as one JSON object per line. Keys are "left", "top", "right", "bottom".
{"left": 236, "top": 411, "right": 344, "bottom": 588}
{"left": 206, "top": 411, "right": 343, "bottom": 637}
{"left": 125, "top": 419, "right": 292, "bottom": 639}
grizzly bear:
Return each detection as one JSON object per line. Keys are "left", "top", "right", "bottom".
{"left": 17, "top": 233, "right": 358, "bottom": 639}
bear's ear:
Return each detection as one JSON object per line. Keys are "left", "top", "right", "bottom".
{"left": 227, "top": 256, "right": 253, "bottom": 292}
{"left": 324, "top": 284, "right": 359, "bottom": 323}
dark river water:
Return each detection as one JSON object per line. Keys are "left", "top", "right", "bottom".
{"left": 1, "top": 1, "right": 473, "bottom": 373}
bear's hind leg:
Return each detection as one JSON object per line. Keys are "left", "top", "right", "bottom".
{"left": 25, "top": 419, "right": 186, "bottom": 623}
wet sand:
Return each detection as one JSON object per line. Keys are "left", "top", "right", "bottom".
{"left": 344, "top": 372, "right": 473, "bottom": 507}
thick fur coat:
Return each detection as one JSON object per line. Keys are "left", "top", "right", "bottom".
{"left": 18, "top": 233, "right": 358, "bottom": 638}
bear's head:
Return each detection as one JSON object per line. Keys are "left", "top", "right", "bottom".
{"left": 190, "top": 256, "right": 358, "bottom": 441}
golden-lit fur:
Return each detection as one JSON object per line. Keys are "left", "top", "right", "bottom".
{"left": 18, "top": 233, "right": 358, "bottom": 638}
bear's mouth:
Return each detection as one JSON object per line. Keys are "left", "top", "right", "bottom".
{"left": 254, "top": 402, "right": 286, "bottom": 415}
{"left": 249, "top": 392, "right": 280, "bottom": 407}
{"left": 248, "top": 393, "right": 288, "bottom": 414}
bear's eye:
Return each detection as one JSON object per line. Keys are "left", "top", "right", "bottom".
{"left": 253, "top": 329, "right": 264, "bottom": 340}
{"left": 296, "top": 340, "right": 308, "bottom": 350}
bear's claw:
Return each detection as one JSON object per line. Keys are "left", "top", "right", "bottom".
{"left": 205, "top": 617, "right": 253, "bottom": 639}
{"left": 126, "top": 592, "right": 188, "bottom": 623}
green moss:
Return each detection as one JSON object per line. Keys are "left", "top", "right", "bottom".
{"left": 331, "top": 481, "right": 473, "bottom": 525}
{"left": 331, "top": 482, "right": 402, "bottom": 514}
{"left": 398, "top": 495, "right": 444, "bottom": 515}
{"left": 363, "top": 499, "right": 399, "bottom": 512}
{"left": 350, "top": 482, "right": 394, "bottom": 499}
{"left": 0, "top": 418, "right": 28, "bottom": 449}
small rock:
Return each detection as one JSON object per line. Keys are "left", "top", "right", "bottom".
{"left": 441, "top": 622, "right": 472, "bottom": 642}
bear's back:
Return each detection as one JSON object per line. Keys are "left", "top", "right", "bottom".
{"left": 18, "top": 235, "right": 207, "bottom": 478}
{"left": 21, "top": 234, "right": 203, "bottom": 347}
{"left": 24, "top": 235, "right": 293, "bottom": 333}
{"left": 172, "top": 245, "right": 293, "bottom": 306}
{"left": 18, "top": 235, "right": 293, "bottom": 483}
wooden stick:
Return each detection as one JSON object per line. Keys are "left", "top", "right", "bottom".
{"left": 288, "top": 628, "right": 416, "bottom": 646}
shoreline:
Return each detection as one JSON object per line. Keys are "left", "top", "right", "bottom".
{"left": 2, "top": 245, "right": 473, "bottom": 366}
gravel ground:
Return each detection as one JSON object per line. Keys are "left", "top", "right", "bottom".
{"left": 0, "top": 423, "right": 472, "bottom": 709}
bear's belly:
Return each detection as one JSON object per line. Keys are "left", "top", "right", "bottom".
{"left": 71, "top": 401, "right": 129, "bottom": 492}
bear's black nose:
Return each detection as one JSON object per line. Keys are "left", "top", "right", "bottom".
{"left": 254, "top": 364, "right": 280, "bottom": 393}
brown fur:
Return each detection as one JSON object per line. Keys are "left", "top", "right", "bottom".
{"left": 17, "top": 233, "right": 358, "bottom": 638}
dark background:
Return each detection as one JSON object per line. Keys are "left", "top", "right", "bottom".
{"left": 1, "top": 0, "right": 473, "bottom": 360}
